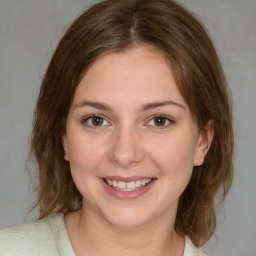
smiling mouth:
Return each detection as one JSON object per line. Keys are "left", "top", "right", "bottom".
{"left": 103, "top": 178, "right": 153, "bottom": 191}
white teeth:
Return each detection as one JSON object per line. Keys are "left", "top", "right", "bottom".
{"left": 107, "top": 179, "right": 113, "bottom": 186}
{"left": 118, "top": 181, "right": 126, "bottom": 189}
{"left": 112, "top": 180, "right": 118, "bottom": 188}
{"left": 135, "top": 180, "right": 142, "bottom": 187}
{"left": 127, "top": 181, "right": 136, "bottom": 189}
{"left": 105, "top": 178, "right": 152, "bottom": 191}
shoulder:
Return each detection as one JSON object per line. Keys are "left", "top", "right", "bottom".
{"left": 0, "top": 214, "right": 63, "bottom": 256}
{"left": 184, "top": 236, "right": 208, "bottom": 256}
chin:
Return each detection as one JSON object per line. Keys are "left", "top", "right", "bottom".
{"left": 100, "top": 206, "right": 154, "bottom": 229}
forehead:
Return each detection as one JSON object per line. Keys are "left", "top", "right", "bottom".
{"left": 72, "top": 46, "right": 186, "bottom": 108}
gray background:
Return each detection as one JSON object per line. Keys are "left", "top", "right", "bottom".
{"left": 0, "top": 0, "right": 255, "bottom": 255}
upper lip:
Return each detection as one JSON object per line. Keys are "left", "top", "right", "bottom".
{"left": 101, "top": 176, "right": 155, "bottom": 182}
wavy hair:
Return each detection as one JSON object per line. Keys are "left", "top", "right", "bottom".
{"left": 31, "top": 0, "right": 233, "bottom": 247}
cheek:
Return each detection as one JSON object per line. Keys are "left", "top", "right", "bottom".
{"left": 147, "top": 132, "right": 197, "bottom": 178}
{"left": 68, "top": 134, "right": 108, "bottom": 175}
{"left": 67, "top": 135, "right": 109, "bottom": 199}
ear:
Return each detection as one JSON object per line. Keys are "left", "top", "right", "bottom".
{"left": 62, "top": 134, "right": 70, "bottom": 161}
{"left": 194, "top": 120, "right": 214, "bottom": 166}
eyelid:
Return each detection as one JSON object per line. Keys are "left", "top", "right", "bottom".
{"left": 82, "top": 114, "right": 111, "bottom": 128}
{"left": 145, "top": 114, "right": 174, "bottom": 127}
{"left": 81, "top": 114, "right": 174, "bottom": 129}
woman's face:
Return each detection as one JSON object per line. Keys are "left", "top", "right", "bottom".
{"left": 63, "top": 46, "right": 211, "bottom": 228}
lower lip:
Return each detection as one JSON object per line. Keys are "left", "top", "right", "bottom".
{"left": 100, "top": 179, "right": 156, "bottom": 200}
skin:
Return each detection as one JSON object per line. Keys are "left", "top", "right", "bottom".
{"left": 62, "top": 46, "right": 213, "bottom": 256}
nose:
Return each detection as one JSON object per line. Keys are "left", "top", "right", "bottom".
{"left": 108, "top": 125, "right": 145, "bottom": 168}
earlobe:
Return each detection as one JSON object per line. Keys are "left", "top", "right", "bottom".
{"left": 194, "top": 120, "right": 214, "bottom": 166}
{"left": 64, "top": 153, "right": 70, "bottom": 161}
{"left": 62, "top": 134, "right": 70, "bottom": 161}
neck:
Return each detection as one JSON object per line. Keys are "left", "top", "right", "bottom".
{"left": 65, "top": 207, "right": 184, "bottom": 256}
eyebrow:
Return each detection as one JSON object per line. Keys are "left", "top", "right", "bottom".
{"left": 73, "top": 100, "right": 112, "bottom": 111}
{"left": 140, "top": 101, "right": 185, "bottom": 111}
{"left": 73, "top": 100, "right": 185, "bottom": 111}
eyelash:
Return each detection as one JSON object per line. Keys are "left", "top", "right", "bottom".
{"left": 82, "top": 114, "right": 110, "bottom": 129}
{"left": 82, "top": 114, "right": 174, "bottom": 129}
{"left": 146, "top": 114, "right": 174, "bottom": 128}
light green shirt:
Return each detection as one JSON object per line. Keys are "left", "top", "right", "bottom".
{"left": 0, "top": 214, "right": 207, "bottom": 256}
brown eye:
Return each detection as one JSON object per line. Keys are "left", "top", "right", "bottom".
{"left": 153, "top": 116, "right": 167, "bottom": 126}
{"left": 84, "top": 115, "right": 109, "bottom": 127}
{"left": 147, "top": 115, "right": 173, "bottom": 127}
{"left": 92, "top": 116, "right": 104, "bottom": 126}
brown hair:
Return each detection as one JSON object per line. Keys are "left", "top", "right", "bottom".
{"left": 31, "top": 0, "right": 233, "bottom": 247}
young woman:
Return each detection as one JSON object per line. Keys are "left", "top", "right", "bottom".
{"left": 0, "top": 0, "right": 233, "bottom": 255}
